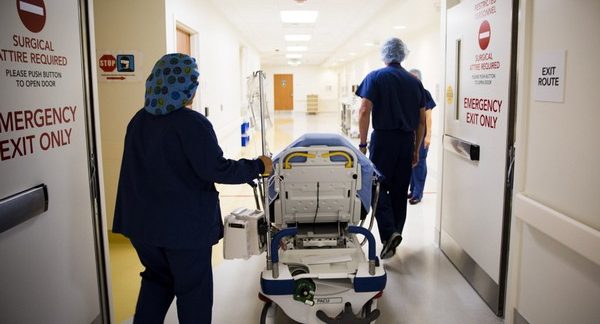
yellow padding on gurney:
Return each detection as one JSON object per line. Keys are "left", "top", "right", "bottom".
{"left": 283, "top": 152, "right": 316, "bottom": 169}
{"left": 321, "top": 151, "right": 353, "bottom": 168}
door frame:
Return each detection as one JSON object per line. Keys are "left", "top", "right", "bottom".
{"left": 79, "top": 0, "right": 112, "bottom": 322}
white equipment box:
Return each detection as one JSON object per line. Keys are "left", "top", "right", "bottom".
{"left": 223, "top": 207, "right": 265, "bottom": 259}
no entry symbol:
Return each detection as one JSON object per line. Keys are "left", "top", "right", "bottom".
{"left": 478, "top": 20, "right": 491, "bottom": 50}
{"left": 17, "top": 0, "right": 46, "bottom": 33}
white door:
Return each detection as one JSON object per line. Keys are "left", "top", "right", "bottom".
{"left": 0, "top": 0, "right": 106, "bottom": 322}
{"left": 440, "top": 0, "right": 517, "bottom": 315}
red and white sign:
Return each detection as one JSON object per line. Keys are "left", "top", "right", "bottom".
{"left": 478, "top": 20, "right": 491, "bottom": 50}
{"left": 17, "top": 0, "right": 46, "bottom": 33}
{"left": 99, "top": 54, "right": 116, "bottom": 72}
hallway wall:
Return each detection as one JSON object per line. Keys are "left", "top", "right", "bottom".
{"left": 262, "top": 65, "right": 339, "bottom": 113}
{"left": 506, "top": 0, "right": 600, "bottom": 323}
{"left": 94, "top": 0, "right": 167, "bottom": 229}
{"left": 165, "top": 0, "right": 261, "bottom": 149}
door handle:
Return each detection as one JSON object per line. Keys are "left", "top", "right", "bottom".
{"left": 506, "top": 146, "right": 515, "bottom": 187}
{"left": 0, "top": 184, "right": 48, "bottom": 234}
{"left": 443, "top": 134, "right": 479, "bottom": 161}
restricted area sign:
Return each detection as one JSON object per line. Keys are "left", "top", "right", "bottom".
{"left": 99, "top": 54, "right": 116, "bottom": 72}
{"left": 17, "top": 0, "right": 46, "bottom": 33}
{"left": 478, "top": 20, "right": 491, "bottom": 50}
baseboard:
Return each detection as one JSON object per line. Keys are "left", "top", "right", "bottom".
{"left": 440, "top": 230, "right": 501, "bottom": 315}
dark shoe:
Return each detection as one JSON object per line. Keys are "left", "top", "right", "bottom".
{"left": 407, "top": 193, "right": 413, "bottom": 199}
{"left": 409, "top": 198, "right": 421, "bottom": 205}
{"left": 380, "top": 232, "right": 402, "bottom": 259}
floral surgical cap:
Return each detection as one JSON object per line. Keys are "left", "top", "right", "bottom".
{"left": 144, "top": 53, "right": 199, "bottom": 115}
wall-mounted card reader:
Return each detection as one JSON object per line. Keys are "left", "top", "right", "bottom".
{"left": 0, "top": 184, "right": 48, "bottom": 234}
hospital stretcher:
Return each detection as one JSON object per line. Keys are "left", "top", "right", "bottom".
{"left": 223, "top": 133, "right": 386, "bottom": 324}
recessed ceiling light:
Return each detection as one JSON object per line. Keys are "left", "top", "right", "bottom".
{"left": 288, "top": 60, "right": 301, "bottom": 66}
{"left": 280, "top": 10, "right": 319, "bottom": 24}
{"left": 394, "top": 25, "right": 407, "bottom": 29}
{"left": 286, "top": 46, "right": 308, "bottom": 52}
{"left": 285, "top": 34, "right": 312, "bottom": 41}
{"left": 364, "top": 42, "right": 375, "bottom": 47}
{"left": 286, "top": 53, "right": 303, "bottom": 59}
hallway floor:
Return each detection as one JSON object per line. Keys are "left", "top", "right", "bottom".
{"left": 110, "top": 110, "right": 502, "bottom": 324}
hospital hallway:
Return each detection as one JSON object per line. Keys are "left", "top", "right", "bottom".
{"left": 111, "top": 110, "right": 500, "bottom": 323}
{"left": 199, "top": 112, "right": 501, "bottom": 324}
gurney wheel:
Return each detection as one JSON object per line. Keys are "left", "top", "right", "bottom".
{"left": 260, "top": 301, "right": 299, "bottom": 324}
{"left": 260, "top": 301, "right": 278, "bottom": 324}
{"left": 316, "top": 302, "right": 380, "bottom": 324}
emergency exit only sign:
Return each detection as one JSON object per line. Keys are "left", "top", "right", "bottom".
{"left": 533, "top": 50, "right": 566, "bottom": 103}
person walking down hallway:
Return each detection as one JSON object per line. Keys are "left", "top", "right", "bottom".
{"left": 408, "top": 69, "right": 436, "bottom": 205}
{"left": 355, "top": 38, "right": 427, "bottom": 259}
{"left": 112, "top": 53, "right": 272, "bottom": 324}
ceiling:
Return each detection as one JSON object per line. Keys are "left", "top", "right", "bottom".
{"left": 208, "top": 0, "right": 441, "bottom": 67}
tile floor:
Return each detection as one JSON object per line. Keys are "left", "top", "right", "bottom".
{"left": 110, "top": 110, "right": 502, "bottom": 324}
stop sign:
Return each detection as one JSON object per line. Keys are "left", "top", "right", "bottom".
{"left": 99, "top": 54, "right": 116, "bottom": 72}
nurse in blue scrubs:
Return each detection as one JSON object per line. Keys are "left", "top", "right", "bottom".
{"left": 408, "top": 69, "right": 437, "bottom": 205}
{"left": 355, "top": 38, "right": 427, "bottom": 259}
{"left": 113, "top": 53, "right": 272, "bottom": 324}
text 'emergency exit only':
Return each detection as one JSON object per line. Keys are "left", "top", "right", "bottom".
{"left": 0, "top": 106, "right": 77, "bottom": 161}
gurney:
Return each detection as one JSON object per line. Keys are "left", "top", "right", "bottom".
{"left": 223, "top": 72, "right": 385, "bottom": 324}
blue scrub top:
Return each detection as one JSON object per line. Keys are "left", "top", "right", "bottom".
{"left": 355, "top": 63, "right": 427, "bottom": 131}
{"left": 424, "top": 89, "right": 436, "bottom": 110}
{"left": 113, "top": 108, "right": 264, "bottom": 249}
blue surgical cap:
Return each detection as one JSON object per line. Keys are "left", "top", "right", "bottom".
{"left": 144, "top": 53, "right": 199, "bottom": 115}
{"left": 380, "top": 38, "right": 408, "bottom": 64}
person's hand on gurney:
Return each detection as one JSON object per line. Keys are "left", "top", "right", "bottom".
{"left": 258, "top": 155, "right": 273, "bottom": 175}
{"left": 358, "top": 142, "right": 367, "bottom": 155}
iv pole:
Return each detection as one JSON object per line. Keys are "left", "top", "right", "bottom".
{"left": 255, "top": 70, "right": 272, "bottom": 271}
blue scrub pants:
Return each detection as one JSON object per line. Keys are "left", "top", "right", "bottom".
{"left": 369, "top": 129, "right": 415, "bottom": 242}
{"left": 131, "top": 240, "right": 213, "bottom": 324}
{"left": 409, "top": 143, "right": 429, "bottom": 200}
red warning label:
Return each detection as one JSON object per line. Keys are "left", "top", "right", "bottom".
{"left": 17, "top": 0, "right": 46, "bottom": 33}
{"left": 478, "top": 20, "right": 491, "bottom": 50}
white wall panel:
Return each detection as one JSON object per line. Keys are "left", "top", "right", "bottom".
{"left": 522, "top": 0, "right": 600, "bottom": 231}
{"left": 517, "top": 225, "right": 600, "bottom": 324}
{"left": 507, "top": 0, "right": 600, "bottom": 322}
